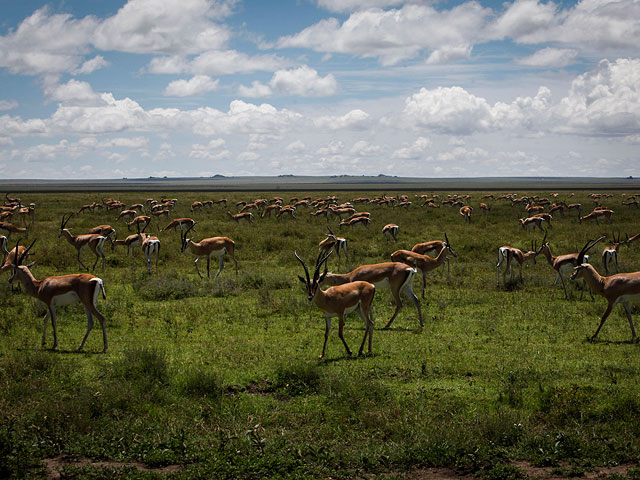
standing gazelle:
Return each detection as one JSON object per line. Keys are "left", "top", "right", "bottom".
{"left": 59, "top": 214, "right": 107, "bottom": 271}
{"left": 570, "top": 238, "right": 640, "bottom": 341}
{"left": 382, "top": 224, "right": 399, "bottom": 241}
{"left": 602, "top": 232, "right": 626, "bottom": 275}
{"left": 320, "top": 261, "right": 421, "bottom": 329}
{"left": 8, "top": 240, "right": 108, "bottom": 352}
{"left": 180, "top": 224, "right": 238, "bottom": 278}
{"left": 391, "top": 233, "right": 457, "bottom": 298}
{"left": 296, "top": 251, "right": 375, "bottom": 359}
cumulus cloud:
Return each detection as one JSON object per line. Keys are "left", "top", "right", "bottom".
{"left": 74, "top": 55, "right": 110, "bottom": 74}
{"left": 0, "top": 100, "right": 18, "bottom": 111}
{"left": 0, "top": 7, "right": 97, "bottom": 75}
{"left": 517, "top": 47, "right": 578, "bottom": 67}
{"left": 317, "top": 0, "right": 408, "bottom": 13}
{"left": 190, "top": 138, "right": 230, "bottom": 160}
{"left": 349, "top": 140, "right": 382, "bottom": 156}
{"left": 316, "top": 140, "right": 344, "bottom": 155}
{"left": 314, "top": 109, "right": 371, "bottom": 130}
{"left": 164, "top": 75, "right": 219, "bottom": 96}
{"left": 392, "top": 136, "right": 432, "bottom": 159}
{"left": 44, "top": 79, "right": 102, "bottom": 105}
{"left": 270, "top": 66, "right": 337, "bottom": 97}
{"left": 238, "top": 81, "right": 273, "bottom": 98}
{"left": 278, "top": 3, "right": 490, "bottom": 65}
{"left": 285, "top": 140, "right": 306, "bottom": 153}
{"left": 238, "top": 66, "right": 337, "bottom": 98}
{"left": 93, "top": 0, "right": 231, "bottom": 55}
{"left": 552, "top": 58, "right": 640, "bottom": 136}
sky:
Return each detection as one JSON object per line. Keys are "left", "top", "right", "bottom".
{"left": 0, "top": 0, "right": 639, "bottom": 179}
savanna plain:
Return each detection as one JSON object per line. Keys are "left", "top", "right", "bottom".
{"left": 1, "top": 189, "right": 640, "bottom": 480}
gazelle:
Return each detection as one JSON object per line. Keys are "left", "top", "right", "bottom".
{"left": 180, "top": 224, "right": 238, "bottom": 278}
{"left": 59, "top": 214, "right": 107, "bottom": 271}
{"left": 411, "top": 240, "right": 451, "bottom": 274}
{"left": 339, "top": 216, "right": 369, "bottom": 228}
{"left": 519, "top": 216, "right": 545, "bottom": 232}
{"left": 261, "top": 204, "right": 281, "bottom": 218}
{"left": 318, "top": 228, "right": 348, "bottom": 269}
{"left": 161, "top": 218, "right": 196, "bottom": 232}
{"left": 537, "top": 233, "right": 598, "bottom": 300}
{"left": 227, "top": 212, "right": 253, "bottom": 224}
{"left": 580, "top": 209, "right": 614, "bottom": 224}
{"left": 111, "top": 233, "right": 144, "bottom": 256}
{"left": 570, "top": 238, "right": 640, "bottom": 341}
{"left": 321, "top": 261, "right": 421, "bottom": 329}
{"left": 8, "top": 240, "right": 108, "bottom": 352}
{"left": 296, "top": 251, "right": 375, "bottom": 359}
{"left": 127, "top": 215, "right": 151, "bottom": 232}
{"left": 567, "top": 203, "right": 582, "bottom": 218}
{"left": 0, "top": 237, "right": 31, "bottom": 273}
{"left": 116, "top": 209, "right": 137, "bottom": 222}
{"left": 602, "top": 232, "right": 626, "bottom": 275}
{"left": 391, "top": 233, "right": 458, "bottom": 298}
{"left": 382, "top": 224, "right": 399, "bottom": 241}
{"left": 276, "top": 206, "right": 297, "bottom": 219}
{"left": 87, "top": 225, "right": 116, "bottom": 242}
{"left": 496, "top": 241, "right": 538, "bottom": 287}
{"left": 190, "top": 201, "right": 204, "bottom": 212}
{"left": 459, "top": 205, "right": 472, "bottom": 222}
{"left": 479, "top": 203, "right": 491, "bottom": 214}
{"left": 0, "top": 221, "right": 28, "bottom": 238}
{"left": 141, "top": 233, "right": 160, "bottom": 274}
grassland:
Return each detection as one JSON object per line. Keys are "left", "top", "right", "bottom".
{"left": 1, "top": 190, "right": 640, "bottom": 479}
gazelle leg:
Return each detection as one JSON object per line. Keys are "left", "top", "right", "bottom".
{"left": 77, "top": 250, "right": 89, "bottom": 271}
{"left": 403, "top": 282, "right": 422, "bottom": 327}
{"left": 49, "top": 306, "right": 58, "bottom": 349}
{"left": 41, "top": 311, "right": 50, "bottom": 347}
{"left": 518, "top": 262, "right": 523, "bottom": 282}
{"left": 215, "top": 256, "right": 224, "bottom": 279}
{"left": 357, "top": 305, "right": 373, "bottom": 356}
{"left": 592, "top": 303, "right": 614, "bottom": 339}
{"left": 79, "top": 310, "right": 94, "bottom": 351}
{"left": 206, "top": 255, "right": 211, "bottom": 278}
{"left": 421, "top": 272, "right": 426, "bottom": 299}
{"left": 194, "top": 257, "right": 203, "bottom": 278}
{"left": 382, "top": 289, "right": 403, "bottom": 330}
{"left": 320, "top": 317, "right": 331, "bottom": 359}
{"left": 551, "top": 274, "right": 560, "bottom": 298}
{"left": 337, "top": 315, "right": 352, "bottom": 356}
{"left": 623, "top": 302, "right": 636, "bottom": 339}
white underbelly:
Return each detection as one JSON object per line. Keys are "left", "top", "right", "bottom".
{"left": 373, "top": 278, "right": 390, "bottom": 290}
{"left": 323, "top": 301, "right": 360, "bottom": 318}
{"left": 614, "top": 293, "right": 640, "bottom": 306}
{"left": 52, "top": 291, "right": 80, "bottom": 306}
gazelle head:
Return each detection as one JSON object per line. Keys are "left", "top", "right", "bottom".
{"left": 443, "top": 233, "right": 458, "bottom": 258}
{"left": 295, "top": 250, "right": 332, "bottom": 301}
{"left": 180, "top": 224, "right": 195, "bottom": 253}
{"left": 8, "top": 239, "right": 36, "bottom": 285}
{"left": 524, "top": 240, "right": 538, "bottom": 264}
{"left": 570, "top": 236, "right": 605, "bottom": 280}
{"left": 59, "top": 213, "right": 73, "bottom": 237}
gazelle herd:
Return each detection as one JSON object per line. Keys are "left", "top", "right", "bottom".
{"left": 3, "top": 190, "right": 640, "bottom": 357}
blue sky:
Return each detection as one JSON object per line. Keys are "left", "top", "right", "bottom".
{"left": 0, "top": 0, "right": 638, "bottom": 179}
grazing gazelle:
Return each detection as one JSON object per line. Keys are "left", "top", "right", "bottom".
{"left": 296, "top": 251, "right": 375, "bottom": 359}
{"left": 382, "top": 224, "right": 399, "bottom": 241}
{"left": 570, "top": 237, "right": 640, "bottom": 341}
{"left": 8, "top": 240, "right": 108, "bottom": 352}
{"left": 496, "top": 241, "right": 538, "bottom": 287}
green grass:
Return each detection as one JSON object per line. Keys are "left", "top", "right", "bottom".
{"left": 1, "top": 190, "right": 640, "bottom": 478}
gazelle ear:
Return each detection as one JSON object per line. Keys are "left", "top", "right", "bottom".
{"left": 26, "top": 261, "right": 36, "bottom": 268}
{"left": 298, "top": 275, "right": 307, "bottom": 284}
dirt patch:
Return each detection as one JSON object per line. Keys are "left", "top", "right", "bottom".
{"left": 42, "top": 456, "right": 181, "bottom": 479}
{"left": 512, "top": 460, "right": 635, "bottom": 479}
{"left": 404, "top": 462, "right": 638, "bottom": 480}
